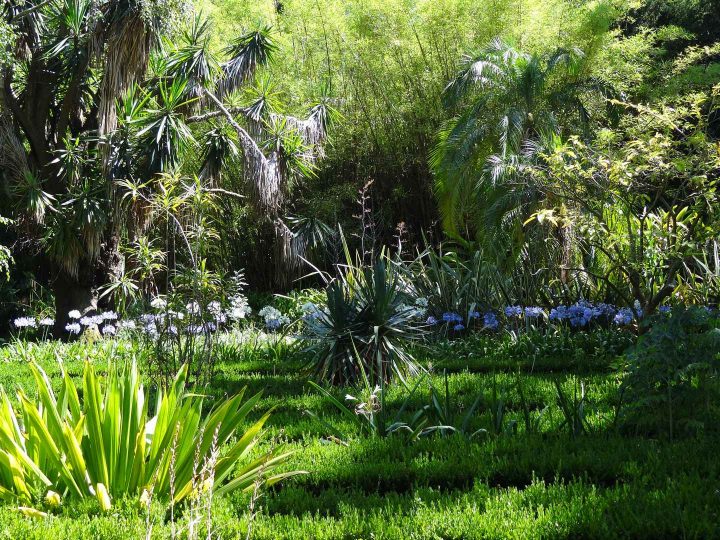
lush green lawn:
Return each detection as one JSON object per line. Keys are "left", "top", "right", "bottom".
{"left": 0, "top": 334, "right": 717, "bottom": 539}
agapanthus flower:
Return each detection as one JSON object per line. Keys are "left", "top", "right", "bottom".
{"left": 504, "top": 306, "right": 522, "bottom": 318}
{"left": 659, "top": 305, "right": 671, "bottom": 314}
{"left": 426, "top": 316, "right": 438, "bottom": 325}
{"left": 186, "top": 301, "right": 201, "bottom": 315}
{"left": 68, "top": 310, "right": 81, "bottom": 319}
{"left": 549, "top": 306, "right": 568, "bottom": 321}
{"left": 613, "top": 308, "right": 634, "bottom": 326}
{"left": 524, "top": 306, "right": 544, "bottom": 318}
{"left": 102, "top": 325, "right": 116, "bottom": 336}
{"left": 13, "top": 316, "right": 37, "bottom": 328}
{"left": 442, "top": 312, "right": 463, "bottom": 323}
{"left": 453, "top": 323, "right": 465, "bottom": 331}
{"left": 65, "top": 322, "right": 81, "bottom": 334}
{"left": 259, "top": 306, "right": 290, "bottom": 329}
{"left": 39, "top": 317, "right": 54, "bottom": 326}
{"left": 228, "top": 295, "right": 252, "bottom": 320}
{"left": 186, "top": 324, "right": 205, "bottom": 335}
{"left": 80, "top": 315, "right": 103, "bottom": 327}
{"left": 118, "top": 320, "right": 136, "bottom": 330}
{"left": 468, "top": 310, "right": 480, "bottom": 319}
{"left": 483, "top": 312, "right": 499, "bottom": 330}
{"left": 101, "top": 311, "right": 118, "bottom": 321}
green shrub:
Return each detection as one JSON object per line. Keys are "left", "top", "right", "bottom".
{"left": 620, "top": 306, "right": 720, "bottom": 438}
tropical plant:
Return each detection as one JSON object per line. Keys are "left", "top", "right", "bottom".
{"left": 396, "top": 244, "right": 499, "bottom": 321}
{"left": 0, "top": 3, "right": 333, "bottom": 334}
{"left": 531, "top": 90, "right": 720, "bottom": 313}
{"left": 620, "top": 306, "right": 720, "bottom": 439}
{"left": 0, "top": 360, "right": 298, "bottom": 506}
{"left": 303, "top": 257, "right": 422, "bottom": 386}
{"left": 431, "top": 38, "right": 616, "bottom": 264}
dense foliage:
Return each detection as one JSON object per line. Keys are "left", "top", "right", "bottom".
{"left": 1, "top": 0, "right": 720, "bottom": 537}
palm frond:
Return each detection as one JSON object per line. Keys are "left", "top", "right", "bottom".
{"left": 218, "top": 26, "right": 276, "bottom": 97}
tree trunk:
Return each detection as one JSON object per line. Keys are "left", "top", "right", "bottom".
{"left": 52, "top": 269, "right": 96, "bottom": 338}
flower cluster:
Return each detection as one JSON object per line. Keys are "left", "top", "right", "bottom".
{"left": 483, "top": 311, "right": 499, "bottom": 330}
{"left": 258, "top": 306, "right": 291, "bottom": 330}
{"left": 301, "top": 302, "right": 324, "bottom": 322}
{"left": 524, "top": 306, "right": 544, "bottom": 318}
{"left": 442, "top": 312, "right": 463, "bottom": 324}
{"left": 13, "top": 316, "right": 38, "bottom": 329}
{"left": 228, "top": 295, "right": 252, "bottom": 320}
{"left": 550, "top": 301, "right": 636, "bottom": 327}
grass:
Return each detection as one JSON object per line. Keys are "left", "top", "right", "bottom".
{"left": 0, "top": 330, "right": 717, "bottom": 538}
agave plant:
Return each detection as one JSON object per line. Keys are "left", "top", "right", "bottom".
{"left": 0, "top": 361, "right": 299, "bottom": 506}
{"left": 303, "top": 258, "right": 422, "bottom": 386}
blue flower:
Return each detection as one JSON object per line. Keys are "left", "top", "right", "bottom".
{"left": 426, "top": 316, "right": 438, "bottom": 325}
{"left": 659, "top": 305, "right": 671, "bottom": 314}
{"left": 453, "top": 324, "right": 465, "bottom": 331}
{"left": 549, "top": 306, "right": 568, "bottom": 321}
{"left": 483, "top": 312, "right": 499, "bottom": 330}
{"left": 468, "top": 310, "right": 480, "bottom": 319}
{"left": 442, "top": 312, "right": 463, "bottom": 323}
{"left": 524, "top": 306, "right": 544, "bottom": 318}
{"left": 613, "top": 308, "right": 633, "bottom": 326}
{"left": 504, "top": 306, "right": 522, "bottom": 318}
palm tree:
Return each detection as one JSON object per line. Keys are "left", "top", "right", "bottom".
{"left": 430, "top": 38, "right": 616, "bottom": 267}
{"left": 1, "top": 3, "right": 334, "bottom": 333}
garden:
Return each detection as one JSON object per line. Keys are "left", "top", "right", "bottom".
{"left": 1, "top": 0, "right": 720, "bottom": 538}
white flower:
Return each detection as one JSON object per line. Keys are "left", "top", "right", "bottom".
{"left": 118, "top": 320, "right": 136, "bottom": 330}
{"left": 228, "top": 295, "right": 251, "bottom": 320}
{"left": 150, "top": 297, "right": 166, "bottom": 310}
{"left": 101, "top": 311, "right": 118, "bottom": 321}
{"left": 80, "top": 315, "right": 103, "bottom": 326}
{"left": 208, "top": 301, "right": 222, "bottom": 314}
{"left": 65, "top": 323, "right": 81, "bottom": 334}
{"left": 186, "top": 301, "right": 200, "bottom": 314}
{"left": 39, "top": 317, "right": 54, "bottom": 326}
{"left": 68, "top": 310, "right": 81, "bottom": 319}
{"left": 259, "top": 306, "right": 289, "bottom": 330}
{"left": 102, "top": 325, "right": 116, "bottom": 336}
{"left": 13, "top": 316, "right": 37, "bottom": 329}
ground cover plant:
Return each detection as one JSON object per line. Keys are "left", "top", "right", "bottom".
{"left": 0, "top": 315, "right": 718, "bottom": 538}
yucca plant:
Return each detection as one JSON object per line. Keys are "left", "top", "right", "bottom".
{"left": 0, "top": 361, "right": 299, "bottom": 507}
{"left": 304, "top": 258, "right": 421, "bottom": 386}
